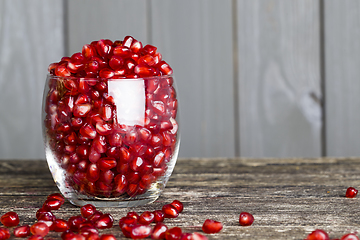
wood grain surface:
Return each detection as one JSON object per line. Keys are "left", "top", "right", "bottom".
{"left": 1, "top": 158, "right": 359, "bottom": 239}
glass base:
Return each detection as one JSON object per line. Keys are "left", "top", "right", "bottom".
{"left": 68, "top": 195, "right": 159, "bottom": 208}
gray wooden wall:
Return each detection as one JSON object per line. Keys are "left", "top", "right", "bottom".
{"left": 0, "top": 0, "right": 359, "bottom": 159}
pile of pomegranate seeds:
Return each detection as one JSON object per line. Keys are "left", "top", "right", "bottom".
{"left": 345, "top": 187, "right": 358, "bottom": 198}
{"left": 44, "top": 35, "right": 179, "bottom": 199}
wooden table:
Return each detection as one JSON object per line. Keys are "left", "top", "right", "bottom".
{"left": 1, "top": 158, "right": 360, "bottom": 239}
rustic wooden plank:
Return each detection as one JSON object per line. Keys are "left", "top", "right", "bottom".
{"left": 150, "top": 0, "right": 236, "bottom": 158}
{"left": 1, "top": 158, "right": 360, "bottom": 239}
{"left": 236, "top": 0, "right": 322, "bottom": 157}
{"left": 66, "top": 0, "right": 148, "bottom": 56}
{"left": 324, "top": 1, "right": 360, "bottom": 156}
{"left": 0, "top": 0, "right": 64, "bottom": 159}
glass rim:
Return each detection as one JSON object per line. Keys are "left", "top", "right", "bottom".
{"left": 47, "top": 73, "right": 174, "bottom": 81}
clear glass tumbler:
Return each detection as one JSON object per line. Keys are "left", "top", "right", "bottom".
{"left": 42, "top": 74, "right": 180, "bottom": 207}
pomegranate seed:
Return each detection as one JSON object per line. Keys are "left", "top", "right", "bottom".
{"left": 0, "top": 227, "right": 10, "bottom": 240}
{"left": 157, "top": 61, "right": 173, "bottom": 75}
{"left": 27, "top": 236, "right": 44, "bottom": 240}
{"left": 95, "top": 213, "right": 113, "bottom": 229}
{"left": 82, "top": 44, "right": 96, "bottom": 59}
{"left": 43, "top": 198, "right": 63, "bottom": 211}
{"left": 98, "top": 157, "right": 117, "bottom": 171}
{"left": 202, "top": 219, "right": 223, "bottom": 234}
{"left": 165, "top": 227, "right": 182, "bottom": 240}
{"left": 80, "top": 204, "right": 96, "bottom": 219}
{"left": 126, "top": 212, "right": 140, "bottom": 221}
{"left": 99, "top": 234, "right": 116, "bottom": 240}
{"left": 113, "top": 46, "right": 131, "bottom": 58}
{"left": 86, "top": 233, "right": 100, "bottom": 240}
{"left": 151, "top": 222, "right": 168, "bottom": 239}
{"left": 79, "top": 225, "right": 98, "bottom": 237}
{"left": 52, "top": 219, "right": 69, "bottom": 232}
{"left": 1, "top": 211, "right": 20, "bottom": 227}
{"left": 170, "top": 200, "right": 184, "bottom": 213}
{"left": 191, "top": 232, "right": 208, "bottom": 240}
{"left": 47, "top": 193, "right": 65, "bottom": 204}
{"left": 88, "top": 211, "right": 103, "bottom": 224}
{"left": 306, "top": 229, "right": 330, "bottom": 240}
{"left": 141, "top": 44, "right": 157, "bottom": 55}
{"left": 340, "top": 234, "right": 359, "bottom": 240}
{"left": 68, "top": 215, "right": 86, "bottom": 232}
{"left": 346, "top": 187, "right": 358, "bottom": 198}
{"left": 162, "top": 204, "right": 179, "bottom": 218}
{"left": 37, "top": 212, "right": 56, "bottom": 228}
{"left": 153, "top": 210, "right": 165, "bottom": 223}
{"left": 239, "top": 212, "right": 254, "bottom": 226}
{"left": 13, "top": 225, "right": 30, "bottom": 238}
{"left": 138, "top": 211, "right": 155, "bottom": 225}
{"left": 30, "top": 222, "right": 49, "bottom": 237}
{"left": 96, "top": 39, "right": 112, "bottom": 59}
{"left": 119, "top": 217, "right": 138, "bottom": 229}
{"left": 130, "top": 225, "right": 152, "bottom": 239}
{"left": 180, "top": 233, "right": 192, "bottom": 240}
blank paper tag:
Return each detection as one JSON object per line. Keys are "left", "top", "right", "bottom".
{"left": 108, "top": 79, "right": 145, "bottom": 126}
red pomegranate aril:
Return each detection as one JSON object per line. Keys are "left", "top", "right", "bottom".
{"left": 127, "top": 183, "right": 140, "bottom": 197}
{"left": 95, "top": 213, "right": 113, "bottom": 229}
{"left": 141, "top": 44, "right": 157, "bottom": 55}
{"left": 239, "top": 212, "right": 254, "bottom": 226}
{"left": 340, "top": 234, "right": 359, "bottom": 240}
{"left": 43, "top": 198, "right": 63, "bottom": 211}
{"left": 30, "top": 222, "right": 49, "bottom": 237}
{"left": 165, "top": 227, "right": 182, "bottom": 240}
{"left": 153, "top": 210, "right": 165, "bottom": 223}
{"left": 138, "top": 211, "right": 154, "bottom": 225}
{"left": 55, "top": 63, "right": 71, "bottom": 77}
{"left": 306, "top": 229, "right": 330, "bottom": 240}
{"left": 0, "top": 227, "right": 10, "bottom": 240}
{"left": 113, "top": 46, "right": 131, "bottom": 58}
{"left": 170, "top": 200, "right": 184, "bottom": 213}
{"left": 119, "top": 217, "right": 138, "bottom": 229}
{"left": 126, "top": 212, "right": 140, "bottom": 221}
{"left": 346, "top": 187, "right": 358, "bottom": 198}
{"left": 88, "top": 211, "right": 103, "bottom": 224}
{"left": 52, "top": 219, "right": 69, "bottom": 232}
{"left": 1, "top": 211, "right": 20, "bottom": 227}
{"left": 99, "top": 234, "right": 116, "bottom": 240}
{"left": 100, "top": 170, "right": 115, "bottom": 185}
{"left": 157, "top": 61, "right": 173, "bottom": 75}
{"left": 130, "top": 225, "right": 152, "bottom": 239}
{"left": 80, "top": 124, "right": 97, "bottom": 139}
{"left": 109, "top": 55, "right": 124, "bottom": 70}
{"left": 13, "top": 225, "right": 30, "bottom": 238}
{"left": 151, "top": 222, "right": 168, "bottom": 239}
{"left": 82, "top": 44, "right": 96, "bottom": 59}
{"left": 125, "top": 59, "right": 136, "bottom": 72}
{"left": 79, "top": 225, "right": 98, "bottom": 237}
{"left": 99, "top": 68, "right": 115, "bottom": 79}
{"left": 86, "top": 232, "right": 100, "bottom": 240}
{"left": 95, "top": 121, "right": 113, "bottom": 136}
{"left": 108, "top": 132, "right": 122, "bottom": 147}
{"left": 130, "top": 157, "right": 145, "bottom": 172}
{"left": 96, "top": 39, "right": 112, "bottom": 59}
{"left": 191, "top": 232, "right": 208, "bottom": 240}
{"left": 80, "top": 204, "right": 96, "bottom": 219}
{"left": 114, "top": 174, "right": 128, "bottom": 194}
{"left": 68, "top": 216, "right": 86, "bottom": 232}
{"left": 134, "top": 63, "right": 154, "bottom": 77}
{"left": 162, "top": 204, "right": 179, "bottom": 218}
{"left": 93, "top": 135, "right": 107, "bottom": 153}
{"left": 202, "top": 219, "right": 223, "bottom": 234}
{"left": 98, "top": 157, "right": 117, "bottom": 171}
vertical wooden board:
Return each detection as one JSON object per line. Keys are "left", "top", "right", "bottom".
{"left": 236, "top": 0, "right": 322, "bottom": 157}
{"left": 151, "top": 0, "right": 236, "bottom": 158}
{"left": 324, "top": 1, "right": 360, "bottom": 157}
{"left": 0, "top": 0, "right": 64, "bottom": 159}
{"left": 67, "top": 0, "right": 148, "bottom": 56}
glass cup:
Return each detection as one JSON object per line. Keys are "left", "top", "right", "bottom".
{"left": 42, "top": 74, "right": 180, "bottom": 207}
